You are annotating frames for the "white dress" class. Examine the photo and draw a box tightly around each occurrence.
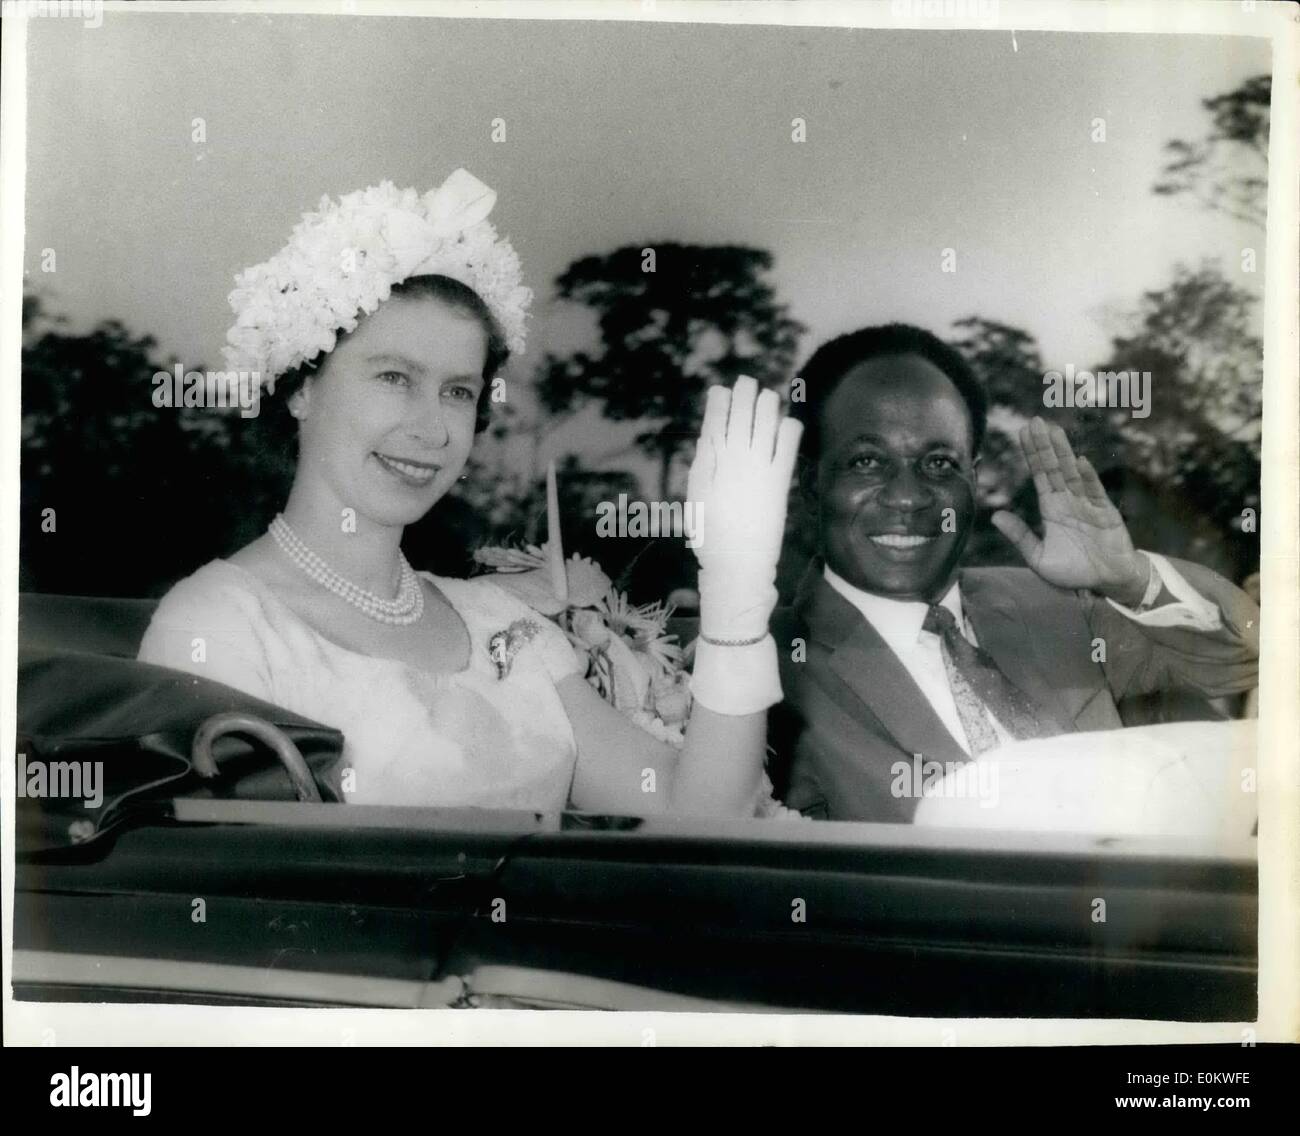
[137,560,583,812]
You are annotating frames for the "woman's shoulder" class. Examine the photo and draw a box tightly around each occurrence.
[158,556,259,604]
[146,558,277,640]
[138,557,282,695]
[423,571,542,626]
[424,570,512,606]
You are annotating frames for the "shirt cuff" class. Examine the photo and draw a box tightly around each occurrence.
[1104,550,1222,631]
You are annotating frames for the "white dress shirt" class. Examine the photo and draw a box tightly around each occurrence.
[823,551,1222,756]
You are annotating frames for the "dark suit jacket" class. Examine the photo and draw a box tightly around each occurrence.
[768,559,1260,822]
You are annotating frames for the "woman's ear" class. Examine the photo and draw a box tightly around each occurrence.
[287,383,311,420]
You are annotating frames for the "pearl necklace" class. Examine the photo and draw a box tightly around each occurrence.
[268,514,425,625]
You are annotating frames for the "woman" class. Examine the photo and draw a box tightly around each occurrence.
[138,170,800,817]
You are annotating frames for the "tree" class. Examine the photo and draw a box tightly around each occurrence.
[21,295,274,596]
[948,76,1267,582]
[945,284,1260,582]
[19,293,621,596]
[537,243,804,499]
[1153,74,1270,230]
[943,264,1263,580]
[947,317,1124,512]
[948,317,1048,510]
[1100,261,1262,449]
[1093,261,1261,580]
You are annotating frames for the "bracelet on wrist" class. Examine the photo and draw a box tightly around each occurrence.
[698,631,769,647]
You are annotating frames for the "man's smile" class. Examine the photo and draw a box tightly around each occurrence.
[868,533,937,549]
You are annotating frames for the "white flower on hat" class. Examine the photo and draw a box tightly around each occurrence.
[223,169,532,388]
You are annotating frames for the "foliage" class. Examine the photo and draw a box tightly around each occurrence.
[20,297,259,596]
[1099,261,1262,447]
[1153,74,1270,230]
[24,64,1266,598]
[947,260,1261,581]
[1095,263,1261,580]
[537,243,804,498]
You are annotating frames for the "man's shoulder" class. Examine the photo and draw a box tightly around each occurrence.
[962,563,1050,587]
[961,563,1082,606]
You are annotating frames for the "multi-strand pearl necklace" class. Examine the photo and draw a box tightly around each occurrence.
[268,513,425,625]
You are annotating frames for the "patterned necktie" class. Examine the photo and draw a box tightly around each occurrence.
[922,603,1047,753]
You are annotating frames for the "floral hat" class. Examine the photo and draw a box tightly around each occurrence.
[223,169,532,387]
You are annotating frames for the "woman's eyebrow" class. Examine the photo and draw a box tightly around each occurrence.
[365,352,427,372]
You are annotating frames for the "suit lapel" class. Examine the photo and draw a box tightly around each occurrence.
[795,565,969,767]
[959,570,1077,735]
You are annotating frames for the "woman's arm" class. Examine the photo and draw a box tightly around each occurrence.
[563,377,801,818]
[560,673,764,816]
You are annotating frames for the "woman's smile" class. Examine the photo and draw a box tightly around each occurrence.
[372,451,442,488]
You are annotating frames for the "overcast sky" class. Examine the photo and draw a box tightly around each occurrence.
[23,11,1269,482]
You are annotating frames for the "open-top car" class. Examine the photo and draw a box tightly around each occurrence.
[13,591,1257,1017]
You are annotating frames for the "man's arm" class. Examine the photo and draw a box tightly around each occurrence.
[1081,554,1259,701]
[990,418,1258,703]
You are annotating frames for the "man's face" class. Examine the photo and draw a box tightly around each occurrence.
[811,353,978,602]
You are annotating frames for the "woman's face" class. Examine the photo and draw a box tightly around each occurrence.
[291,294,489,527]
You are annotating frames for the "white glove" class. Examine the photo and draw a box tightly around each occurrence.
[684,376,802,714]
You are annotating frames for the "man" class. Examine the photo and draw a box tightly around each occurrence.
[769,323,1259,822]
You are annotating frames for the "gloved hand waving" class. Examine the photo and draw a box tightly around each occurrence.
[684,376,802,713]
